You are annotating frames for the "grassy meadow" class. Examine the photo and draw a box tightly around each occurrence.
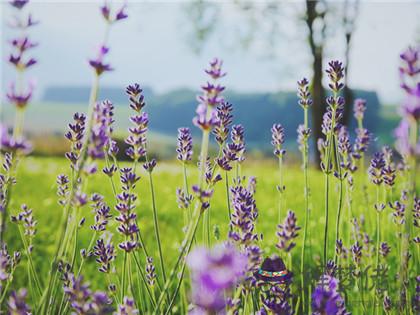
[5,154,418,314]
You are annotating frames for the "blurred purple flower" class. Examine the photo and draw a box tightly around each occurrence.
[9,0,29,9]
[63,273,113,314]
[353,98,367,122]
[89,45,113,76]
[311,274,349,315]
[101,2,128,23]
[7,288,31,314]
[6,83,33,109]
[115,297,138,315]
[187,243,247,312]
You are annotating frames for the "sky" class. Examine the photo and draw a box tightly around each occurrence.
[1,0,419,105]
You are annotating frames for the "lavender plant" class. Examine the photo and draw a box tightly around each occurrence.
[1,6,419,312]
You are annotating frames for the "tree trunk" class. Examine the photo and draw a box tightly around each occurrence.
[311,52,325,166]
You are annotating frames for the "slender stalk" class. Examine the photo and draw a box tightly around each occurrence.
[225,171,231,224]
[148,172,167,284]
[300,107,310,314]
[277,156,284,224]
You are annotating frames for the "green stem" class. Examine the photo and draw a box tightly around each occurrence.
[148,172,167,284]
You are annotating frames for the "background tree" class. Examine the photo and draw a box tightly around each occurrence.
[183,0,359,164]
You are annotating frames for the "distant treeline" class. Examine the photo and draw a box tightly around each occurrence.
[43,86,381,151]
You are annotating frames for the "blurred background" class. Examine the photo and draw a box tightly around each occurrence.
[1,0,419,161]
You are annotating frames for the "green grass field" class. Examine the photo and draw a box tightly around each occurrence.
[6,154,417,313]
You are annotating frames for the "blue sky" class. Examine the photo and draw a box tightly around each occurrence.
[1,0,419,104]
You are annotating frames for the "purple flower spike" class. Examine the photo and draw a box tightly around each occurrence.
[125,112,148,161]
[101,2,128,23]
[7,288,31,314]
[297,78,312,109]
[146,257,156,287]
[193,59,226,131]
[89,45,113,76]
[93,238,115,273]
[311,274,349,315]
[205,58,226,80]
[63,273,113,314]
[213,102,233,145]
[6,83,33,109]
[229,184,259,245]
[271,124,286,158]
[115,297,138,315]
[187,243,247,313]
[88,100,114,159]
[176,127,193,162]
[353,98,367,121]
[326,60,345,93]
[368,152,385,186]
[9,0,29,9]
[276,210,301,253]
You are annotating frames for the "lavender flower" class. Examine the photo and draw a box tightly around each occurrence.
[88,100,114,159]
[353,98,367,122]
[353,127,371,159]
[261,283,293,315]
[146,257,156,287]
[379,242,391,258]
[297,124,311,153]
[7,288,31,315]
[126,83,145,112]
[125,112,148,161]
[383,295,392,313]
[115,297,138,315]
[63,273,113,314]
[213,102,233,145]
[413,275,420,313]
[368,152,385,185]
[90,194,112,232]
[93,238,115,273]
[176,188,192,210]
[10,204,37,240]
[143,158,157,173]
[297,78,312,109]
[394,119,419,157]
[193,59,225,131]
[351,241,362,265]
[229,184,259,245]
[311,275,349,315]
[271,124,285,158]
[9,0,29,9]
[187,243,247,312]
[115,168,140,252]
[65,113,86,170]
[231,124,245,163]
[56,174,70,206]
[414,197,420,228]
[176,128,193,162]
[192,185,213,212]
[6,84,33,109]
[0,126,31,154]
[276,210,301,253]
[89,45,113,76]
[101,2,128,23]
[390,200,406,225]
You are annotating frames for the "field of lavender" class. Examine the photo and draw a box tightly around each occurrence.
[1,1,419,315]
